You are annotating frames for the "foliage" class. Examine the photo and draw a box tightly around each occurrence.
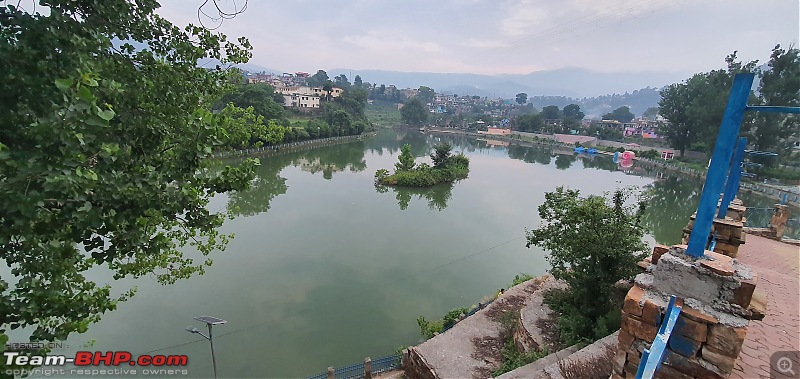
[416,316,444,339]
[656,49,799,158]
[395,144,416,172]
[416,306,470,339]
[218,83,287,123]
[306,70,329,87]
[430,143,453,168]
[747,45,799,163]
[515,113,545,133]
[216,104,285,149]
[526,187,648,344]
[511,273,534,287]
[562,104,585,121]
[379,144,469,187]
[0,0,254,351]
[493,310,550,376]
[602,106,635,122]
[416,86,436,105]
[639,149,661,160]
[400,98,429,125]
[643,107,659,119]
[516,93,528,105]
[541,105,561,120]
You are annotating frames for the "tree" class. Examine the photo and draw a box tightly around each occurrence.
[353,75,363,88]
[562,104,585,122]
[0,0,256,350]
[516,113,545,133]
[526,187,648,343]
[307,70,329,87]
[401,98,429,125]
[541,105,561,120]
[430,143,453,169]
[334,74,350,88]
[516,93,528,105]
[658,52,759,157]
[417,86,436,105]
[748,45,799,161]
[395,143,415,172]
[602,106,635,122]
[322,80,334,101]
[642,107,659,119]
[219,83,286,122]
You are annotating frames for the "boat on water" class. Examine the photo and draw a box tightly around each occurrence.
[419,127,426,132]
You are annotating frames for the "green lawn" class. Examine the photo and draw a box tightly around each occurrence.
[366,101,402,127]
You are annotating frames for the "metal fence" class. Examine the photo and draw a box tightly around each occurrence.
[306,353,402,379]
[213,133,377,159]
[305,298,494,379]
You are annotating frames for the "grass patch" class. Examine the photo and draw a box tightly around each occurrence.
[366,101,402,127]
[492,310,550,376]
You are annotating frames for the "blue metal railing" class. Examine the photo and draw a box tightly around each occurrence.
[635,296,682,379]
[305,353,402,379]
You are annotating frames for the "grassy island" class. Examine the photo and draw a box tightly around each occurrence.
[375,143,470,187]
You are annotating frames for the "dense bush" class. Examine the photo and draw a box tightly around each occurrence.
[377,143,470,187]
[639,149,660,159]
[526,187,648,345]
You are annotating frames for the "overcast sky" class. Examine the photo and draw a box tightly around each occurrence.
[159,0,799,76]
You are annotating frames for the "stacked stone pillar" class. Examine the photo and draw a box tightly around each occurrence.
[769,204,789,239]
[680,199,746,258]
[612,245,765,379]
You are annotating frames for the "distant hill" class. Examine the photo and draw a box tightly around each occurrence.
[527,88,664,118]
[327,67,690,99]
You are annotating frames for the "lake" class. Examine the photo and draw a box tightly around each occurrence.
[47,128,793,378]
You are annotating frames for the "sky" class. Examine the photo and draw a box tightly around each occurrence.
[158,0,800,76]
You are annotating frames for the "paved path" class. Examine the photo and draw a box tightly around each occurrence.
[731,234,799,379]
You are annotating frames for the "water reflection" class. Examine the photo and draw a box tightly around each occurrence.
[226,141,368,216]
[376,182,454,211]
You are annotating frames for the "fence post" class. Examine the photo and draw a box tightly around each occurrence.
[364,357,372,379]
[327,366,334,379]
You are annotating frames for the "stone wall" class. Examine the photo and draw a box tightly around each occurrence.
[402,348,439,379]
[612,245,765,379]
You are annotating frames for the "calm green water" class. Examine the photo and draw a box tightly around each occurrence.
[42,128,792,378]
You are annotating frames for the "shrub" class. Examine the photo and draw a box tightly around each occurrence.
[511,273,534,287]
[526,187,648,345]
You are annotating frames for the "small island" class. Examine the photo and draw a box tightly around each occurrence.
[375,142,470,187]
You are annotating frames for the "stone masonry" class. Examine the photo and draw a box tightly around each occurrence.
[680,199,746,258]
[612,244,765,379]
[743,204,790,241]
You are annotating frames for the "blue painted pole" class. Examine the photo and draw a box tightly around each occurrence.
[717,137,747,219]
[686,74,754,258]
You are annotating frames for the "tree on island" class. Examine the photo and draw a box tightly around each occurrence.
[401,98,429,125]
[376,143,469,187]
[516,92,528,105]
[0,0,256,348]
[526,187,648,344]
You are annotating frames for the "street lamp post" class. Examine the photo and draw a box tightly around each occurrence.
[186,316,227,379]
